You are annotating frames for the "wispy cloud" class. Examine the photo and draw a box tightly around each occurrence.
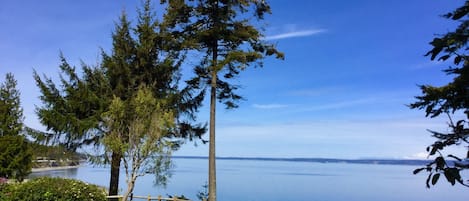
[201,118,451,158]
[264,29,326,40]
[252,103,289,109]
[287,86,343,97]
[302,98,377,111]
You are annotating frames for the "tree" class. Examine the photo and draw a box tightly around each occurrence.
[0,135,32,182]
[34,0,205,198]
[162,1,284,200]
[0,73,23,137]
[103,87,175,201]
[410,1,469,188]
[0,73,32,182]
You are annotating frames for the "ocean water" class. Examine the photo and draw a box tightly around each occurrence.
[29,158,468,201]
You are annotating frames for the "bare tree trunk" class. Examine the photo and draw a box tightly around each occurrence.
[208,41,218,201]
[208,69,217,201]
[109,151,121,201]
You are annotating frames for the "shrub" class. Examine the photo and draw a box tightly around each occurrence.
[0,183,16,201]
[4,177,106,201]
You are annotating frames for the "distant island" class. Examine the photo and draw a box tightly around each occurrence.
[173,156,432,166]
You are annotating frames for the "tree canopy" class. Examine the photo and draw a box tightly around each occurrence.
[410,1,469,188]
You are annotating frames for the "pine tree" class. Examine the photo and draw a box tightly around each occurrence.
[0,73,23,137]
[163,1,284,200]
[34,0,205,198]
[0,73,32,182]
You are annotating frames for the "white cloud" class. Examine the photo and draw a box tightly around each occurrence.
[264,29,326,40]
[252,103,289,109]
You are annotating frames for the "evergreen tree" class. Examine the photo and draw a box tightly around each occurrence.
[0,73,32,182]
[0,73,23,137]
[410,1,469,188]
[162,1,284,200]
[0,135,32,182]
[34,0,205,198]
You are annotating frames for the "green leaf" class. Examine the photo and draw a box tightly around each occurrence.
[431,173,440,185]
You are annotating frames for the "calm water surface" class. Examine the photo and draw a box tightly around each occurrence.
[30,158,468,201]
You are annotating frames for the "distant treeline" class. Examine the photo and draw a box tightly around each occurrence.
[31,144,85,168]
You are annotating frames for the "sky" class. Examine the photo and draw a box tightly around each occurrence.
[0,0,466,159]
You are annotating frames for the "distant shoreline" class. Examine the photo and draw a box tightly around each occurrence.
[32,165,81,172]
[172,156,433,166]
[30,157,434,171]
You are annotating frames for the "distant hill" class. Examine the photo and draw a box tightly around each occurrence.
[173,156,432,166]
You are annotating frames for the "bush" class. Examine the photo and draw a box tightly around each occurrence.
[2,177,106,201]
[0,183,15,201]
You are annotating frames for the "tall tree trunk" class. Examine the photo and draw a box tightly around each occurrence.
[208,44,218,201]
[109,151,121,201]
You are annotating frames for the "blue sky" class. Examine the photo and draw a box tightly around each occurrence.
[0,0,466,159]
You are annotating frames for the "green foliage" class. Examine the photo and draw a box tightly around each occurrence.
[33,56,109,151]
[0,177,106,201]
[410,1,469,188]
[164,0,284,109]
[103,87,175,200]
[0,180,15,201]
[0,73,23,137]
[0,73,32,182]
[34,0,206,155]
[34,0,206,197]
[0,131,32,183]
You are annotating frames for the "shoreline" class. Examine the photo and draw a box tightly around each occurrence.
[31,165,81,172]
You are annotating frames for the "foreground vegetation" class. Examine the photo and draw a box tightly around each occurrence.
[0,177,107,201]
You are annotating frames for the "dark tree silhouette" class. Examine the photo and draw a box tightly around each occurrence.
[410,1,469,188]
